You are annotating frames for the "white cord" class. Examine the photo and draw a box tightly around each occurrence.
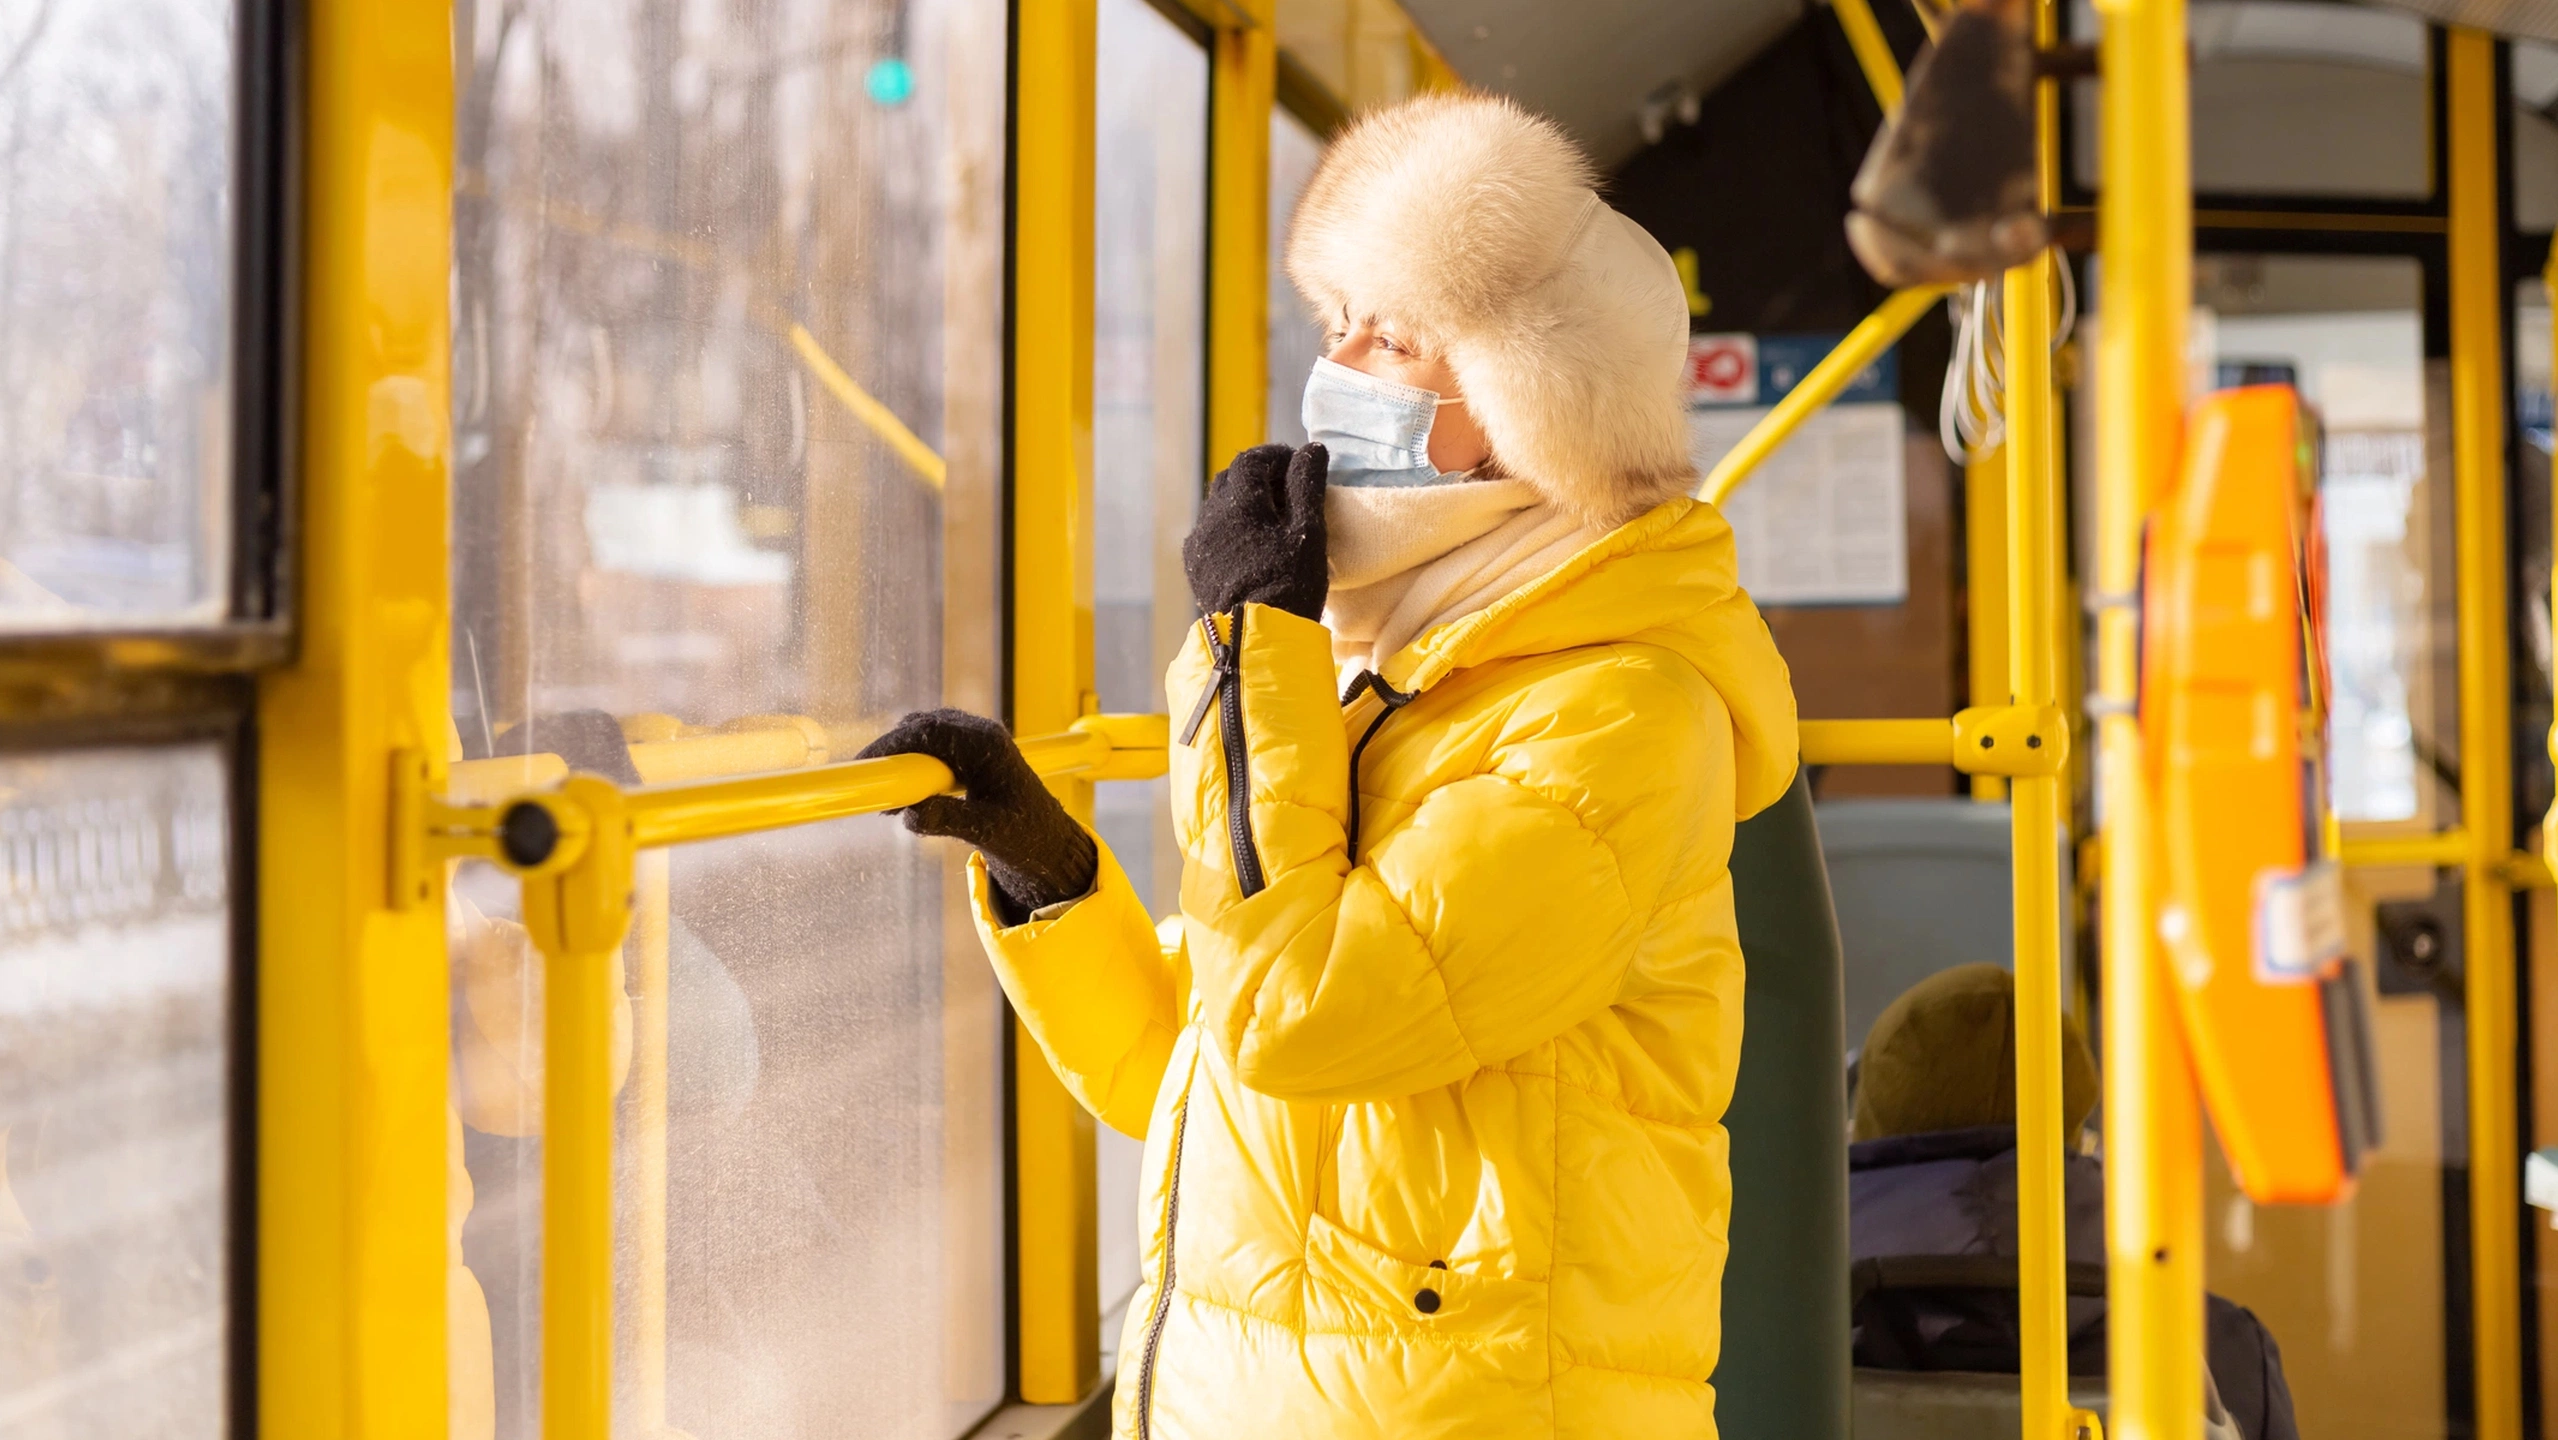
[1937,260,2077,467]
[1939,280,2006,465]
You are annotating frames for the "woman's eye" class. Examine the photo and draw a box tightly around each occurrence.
[1376,335,1402,354]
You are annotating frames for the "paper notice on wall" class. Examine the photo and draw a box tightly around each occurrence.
[1689,402,1907,606]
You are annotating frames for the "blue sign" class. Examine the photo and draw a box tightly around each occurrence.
[1753,333,1897,407]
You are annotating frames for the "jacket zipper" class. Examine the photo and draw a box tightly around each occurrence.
[1185,610,1266,897]
[1340,670,1415,864]
[1134,1090,1191,1440]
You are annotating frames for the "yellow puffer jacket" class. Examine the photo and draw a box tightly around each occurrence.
[974,497,1797,1439]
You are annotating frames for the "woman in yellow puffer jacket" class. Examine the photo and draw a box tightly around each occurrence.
[859,92,1797,1438]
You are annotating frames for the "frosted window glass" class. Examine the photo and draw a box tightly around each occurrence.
[1090,0,1206,1364]
[446,0,1009,1434]
[0,0,236,629]
[1265,109,1326,448]
[0,744,231,1437]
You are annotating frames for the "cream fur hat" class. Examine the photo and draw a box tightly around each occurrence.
[1284,92,1697,528]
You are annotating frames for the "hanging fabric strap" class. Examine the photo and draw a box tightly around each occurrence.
[1340,669,1416,864]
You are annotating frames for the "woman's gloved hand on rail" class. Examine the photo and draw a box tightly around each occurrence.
[855,709,1098,924]
[1183,442,1329,621]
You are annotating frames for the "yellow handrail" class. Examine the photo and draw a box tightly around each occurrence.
[414,713,1170,1440]
[2447,29,2524,1439]
[1829,0,1908,114]
[787,322,950,489]
[2098,0,2205,1425]
[1800,707,2069,774]
[1702,286,1951,506]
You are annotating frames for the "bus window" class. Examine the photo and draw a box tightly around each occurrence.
[2162,252,2449,1439]
[2069,0,2432,201]
[444,0,1009,1434]
[2194,256,2435,826]
[1266,107,1327,448]
[0,0,237,629]
[0,746,234,1434]
[1089,0,1207,1370]
[2518,41,2558,233]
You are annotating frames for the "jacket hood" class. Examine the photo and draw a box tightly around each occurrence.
[1375,496,1798,821]
[1284,93,1698,529]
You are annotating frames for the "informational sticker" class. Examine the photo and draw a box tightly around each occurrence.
[1689,331,1907,607]
[1686,334,1758,404]
[2252,860,2348,984]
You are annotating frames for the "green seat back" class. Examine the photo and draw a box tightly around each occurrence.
[1714,769,1850,1440]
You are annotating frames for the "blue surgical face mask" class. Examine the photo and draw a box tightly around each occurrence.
[1301,356,1467,488]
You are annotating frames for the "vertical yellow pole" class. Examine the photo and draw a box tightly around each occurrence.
[1207,0,1277,474]
[1968,450,2012,803]
[522,776,637,1440]
[2004,142,2068,1440]
[633,851,673,1435]
[2007,4,2072,1432]
[2095,0,2202,1427]
[257,0,454,1434]
[2448,30,2522,1440]
[1013,0,1103,1404]
[2546,233,2558,877]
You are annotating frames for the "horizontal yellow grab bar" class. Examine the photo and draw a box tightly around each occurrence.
[2338,830,2470,869]
[622,718,1167,850]
[1801,718,1952,766]
[446,717,835,804]
[1802,707,2068,776]
[1702,285,1951,507]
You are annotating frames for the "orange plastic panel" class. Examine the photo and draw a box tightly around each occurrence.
[2142,385,2371,1205]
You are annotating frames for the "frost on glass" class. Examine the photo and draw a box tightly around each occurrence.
[446,0,1008,1435]
[0,744,230,1437]
[2199,255,2430,824]
[1088,0,1204,1369]
[1263,109,1325,449]
[0,0,234,629]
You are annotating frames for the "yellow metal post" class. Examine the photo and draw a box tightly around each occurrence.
[1013,0,1104,1403]
[256,0,454,1434]
[1829,0,1908,114]
[1968,449,2011,802]
[1207,0,1278,474]
[2006,1,2075,1430]
[517,777,638,1440]
[2005,220,2071,1440]
[2094,0,2202,1428]
[632,851,673,1435]
[1704,286,1952,505]
[2547,232,2558,877]
[2448,30,2522,1439]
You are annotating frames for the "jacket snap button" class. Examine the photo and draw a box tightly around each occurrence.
[1428,1260,1447,1269]
[1414,1288,1442,1314]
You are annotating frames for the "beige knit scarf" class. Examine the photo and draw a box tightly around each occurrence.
[1323,478,1603,676]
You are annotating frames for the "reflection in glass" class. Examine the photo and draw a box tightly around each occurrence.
[0,0,234,628]
[2198,255,2430,824]
[2071,0,2430,200]
[446,0,1008,1435]
[1089,0,1206,1369]
[1265,108,1326,449]
[0,744,231,1436]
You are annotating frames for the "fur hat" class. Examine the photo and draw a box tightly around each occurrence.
[1851,964,2101,1145]
[1284,92,1696,527]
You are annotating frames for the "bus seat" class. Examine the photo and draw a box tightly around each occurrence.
[1815,798,2074,1049]
[1716,769,1851,1440]
[1851,1369,2111,1440]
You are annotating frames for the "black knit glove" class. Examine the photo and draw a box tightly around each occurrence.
[489,710,643,785]
[1183,442,1328,620]
[855,709,1098,924]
